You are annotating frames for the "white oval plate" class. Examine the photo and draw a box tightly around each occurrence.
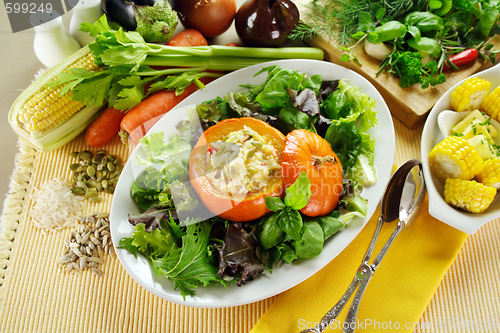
[421,63,500,235]
[110,59,395,308]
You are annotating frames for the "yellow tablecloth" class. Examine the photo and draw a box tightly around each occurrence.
[0,118,499,332]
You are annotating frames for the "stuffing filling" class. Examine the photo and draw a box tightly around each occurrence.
[206,126,281,199]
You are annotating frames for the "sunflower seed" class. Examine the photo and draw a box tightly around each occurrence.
[72,247,82,257]
[88,257,104,264]
[96,212,109,219]
[79,257,87,270]
[91,267,104,277]
[59,213,113,277]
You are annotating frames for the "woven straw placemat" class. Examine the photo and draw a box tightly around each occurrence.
[0,118,498,332]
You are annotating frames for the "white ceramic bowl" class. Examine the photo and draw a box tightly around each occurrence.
[421,64,500,234]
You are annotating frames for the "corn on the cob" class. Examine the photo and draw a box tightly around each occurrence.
[450,77,491,112]
[428,136,483,182]
[444,178,496,213]
[8,46,105,152]
[481,85,500,122]
[476,158,500,189]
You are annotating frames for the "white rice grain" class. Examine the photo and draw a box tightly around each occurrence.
[30,178,85,232]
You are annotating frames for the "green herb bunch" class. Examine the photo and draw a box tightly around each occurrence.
[291,0,500,89]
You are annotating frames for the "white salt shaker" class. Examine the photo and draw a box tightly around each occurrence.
[69,0,104,46]
[30,11,81,68]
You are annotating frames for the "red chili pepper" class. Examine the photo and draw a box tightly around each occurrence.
[443,48,479,70]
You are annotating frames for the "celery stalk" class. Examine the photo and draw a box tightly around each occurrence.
[142,56,283,71]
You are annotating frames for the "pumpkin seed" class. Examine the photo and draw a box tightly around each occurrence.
[76,180,87,189]
[107,162,116,172]
[68,149,122,201]
[93,154,104,164]
[70,151,79,159]
[69,163,80,170]
[78,150,93,161]
[87,165,96,178]
[85,189,98,198]
[251,141,263,148]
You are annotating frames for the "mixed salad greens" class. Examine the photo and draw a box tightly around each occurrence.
[118,65,378,299]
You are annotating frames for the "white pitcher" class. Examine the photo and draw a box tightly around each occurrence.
[30,11,81,68]
[69,0,104,46]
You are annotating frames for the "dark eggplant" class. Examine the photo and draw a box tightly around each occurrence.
[101,0,158,31]
[234,0,299,47]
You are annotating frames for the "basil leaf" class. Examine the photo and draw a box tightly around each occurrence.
[404,12,444,32]
[370,21,406,44]
[279,243,297,264]
[478,9,499,37]
[264,196,286,212]
[407,37,441,58]
[407,26,421,42]
[278,106,316,135]
[278,208,303,241]
[434,0,452,16]
[257,212,286,249]
[315,210,345,240]
[293,222,324,258]
[284,171,312,210]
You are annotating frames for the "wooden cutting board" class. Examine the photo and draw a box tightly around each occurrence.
[295,0,500,128]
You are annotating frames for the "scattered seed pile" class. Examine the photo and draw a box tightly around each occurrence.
[31,178,85,232]
[59,212,113,277]
[68,149,122,202]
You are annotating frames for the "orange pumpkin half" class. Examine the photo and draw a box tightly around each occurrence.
[282,129,343,217]
[189,117,285,222]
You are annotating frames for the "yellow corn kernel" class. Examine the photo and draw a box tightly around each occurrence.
[476,158,500,189]
[444,178,496,213]
[481,85,500,122]
[428,136,483,182]
[16,51,99,134]
[450,77,491,112]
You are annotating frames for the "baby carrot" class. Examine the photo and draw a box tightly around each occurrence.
[120,76,215,145]
[85,107,125,147]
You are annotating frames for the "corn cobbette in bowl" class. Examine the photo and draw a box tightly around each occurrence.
[428,76,500,214]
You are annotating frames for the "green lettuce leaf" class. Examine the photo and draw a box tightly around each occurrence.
[152,221,225,298]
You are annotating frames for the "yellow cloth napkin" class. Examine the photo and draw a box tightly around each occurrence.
[250,194,467,333]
